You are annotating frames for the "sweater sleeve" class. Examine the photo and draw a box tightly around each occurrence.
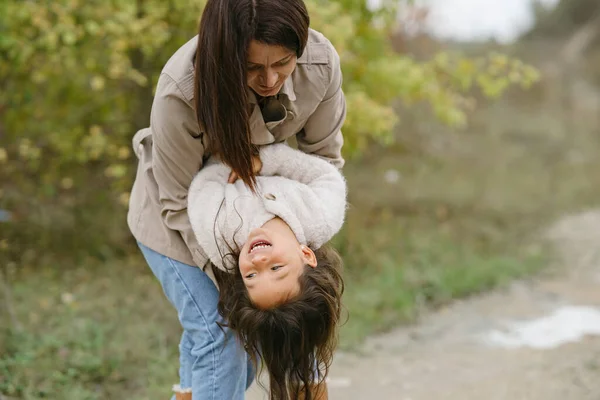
[259,145,347,249]
[187,162,233,271]
[260,143,339,184]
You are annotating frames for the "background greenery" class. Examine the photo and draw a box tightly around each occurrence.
[2,0,600,398]
[0,0,537,266]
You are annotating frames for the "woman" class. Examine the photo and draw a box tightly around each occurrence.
[188,143,346,400]
[128,0,346,398]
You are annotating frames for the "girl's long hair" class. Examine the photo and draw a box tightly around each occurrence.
[194,0,310,191]
[213,245,344,400]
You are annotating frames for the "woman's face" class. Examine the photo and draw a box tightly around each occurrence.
[238,218,317,309]
[246,40,297,98]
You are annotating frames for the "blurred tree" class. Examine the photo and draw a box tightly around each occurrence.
[527,0,600,77]
[0,0,539,265]
[529,0,600,39]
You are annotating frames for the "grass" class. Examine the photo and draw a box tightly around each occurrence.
[337,218,546,346]
[1,260,180,399]
[3,57,600,399]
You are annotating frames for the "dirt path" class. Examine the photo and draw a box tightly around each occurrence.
[247,210,600,400]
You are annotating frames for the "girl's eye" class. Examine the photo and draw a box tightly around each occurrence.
[271,265,283,271]
[247,65,262,71]
[245,273,256,279]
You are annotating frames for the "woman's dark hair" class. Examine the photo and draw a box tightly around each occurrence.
[213,244,344,400]
[194,0,310,191]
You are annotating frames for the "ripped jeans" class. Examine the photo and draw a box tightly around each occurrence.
[137,242,255,399]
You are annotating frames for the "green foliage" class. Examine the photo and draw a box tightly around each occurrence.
[1,0,208,263]
[308,0,539,154]
[0,0,538,264]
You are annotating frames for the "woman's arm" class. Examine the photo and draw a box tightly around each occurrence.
[151,73,209,266]
[295,40,346,169]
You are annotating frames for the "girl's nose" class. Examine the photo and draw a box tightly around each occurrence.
[252,253,269,266]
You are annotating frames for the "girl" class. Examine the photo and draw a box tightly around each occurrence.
[128,0,346,398]
[188,143,346,400]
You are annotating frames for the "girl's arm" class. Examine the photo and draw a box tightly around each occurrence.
[187,161,232,270]
[259,143,340,185]
[259,144,347,249]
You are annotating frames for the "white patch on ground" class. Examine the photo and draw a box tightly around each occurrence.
[482,306,600,349]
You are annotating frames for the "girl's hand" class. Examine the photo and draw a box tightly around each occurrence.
[227,155,262,183]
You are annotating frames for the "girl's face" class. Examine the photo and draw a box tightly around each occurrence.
[246,40,297,98]
[238,218,316,309]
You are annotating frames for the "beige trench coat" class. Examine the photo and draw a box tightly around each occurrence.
[127,28,346,268]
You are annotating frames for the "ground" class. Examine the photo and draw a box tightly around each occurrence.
[248,211,600,399]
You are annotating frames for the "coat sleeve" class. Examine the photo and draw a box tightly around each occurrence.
[295,41,346,169]
[150,73,208,267]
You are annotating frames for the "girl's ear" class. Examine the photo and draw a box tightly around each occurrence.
[301,245,317,268]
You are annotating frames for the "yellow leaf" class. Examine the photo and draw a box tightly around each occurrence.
[108,63,126,80]
[117,146,131,160]
[90,75,105,91]
[119,192,130,207]
[89,125,103,136]
[60,177,74,189]
[90,149,102,160]
[32,71,46,83]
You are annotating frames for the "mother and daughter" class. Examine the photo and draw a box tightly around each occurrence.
[128,0,348,399]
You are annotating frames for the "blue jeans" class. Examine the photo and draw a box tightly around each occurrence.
[137,242,255,399]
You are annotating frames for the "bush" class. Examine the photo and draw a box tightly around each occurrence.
[0,0,538,265]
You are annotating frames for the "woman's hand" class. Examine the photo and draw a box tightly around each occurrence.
[227,155,262,183]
